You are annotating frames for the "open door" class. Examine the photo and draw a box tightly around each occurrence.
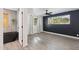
[18,9,23,46]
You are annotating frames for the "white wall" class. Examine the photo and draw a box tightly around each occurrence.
[23,8,37,46]
[3,9,17,32]
[38,16,43,33]
[33,8,45,16]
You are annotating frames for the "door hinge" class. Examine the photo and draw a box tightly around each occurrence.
[21,26,23,28]
[21,12,23,14]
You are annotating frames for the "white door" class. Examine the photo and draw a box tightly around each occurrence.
[33,16,38,34]
[18,9,31,47]
[18,9,23,46]
[32,16,43,34]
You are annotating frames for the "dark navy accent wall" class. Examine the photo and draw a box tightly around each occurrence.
[43,10,79,37]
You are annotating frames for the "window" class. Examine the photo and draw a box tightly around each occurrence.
[48,15,70,25]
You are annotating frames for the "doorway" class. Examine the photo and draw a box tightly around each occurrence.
[3,9,18,44]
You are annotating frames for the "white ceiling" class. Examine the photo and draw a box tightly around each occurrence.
[32,8,79,16]
[5,8,79,15]
[45,8,79,14]
[5,8,18,11]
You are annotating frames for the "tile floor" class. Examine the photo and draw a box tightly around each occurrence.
[4,32,79,50]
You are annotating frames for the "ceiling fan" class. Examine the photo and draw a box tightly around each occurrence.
[45,10,52,16]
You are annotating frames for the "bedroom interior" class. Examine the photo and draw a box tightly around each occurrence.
[0,8,79,50]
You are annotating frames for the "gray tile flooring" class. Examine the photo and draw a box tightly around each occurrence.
[3,40,22,50]
[4,32,79,50]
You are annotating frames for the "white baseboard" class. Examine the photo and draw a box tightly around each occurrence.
[28,32,43,35]
[43,31,79,39]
